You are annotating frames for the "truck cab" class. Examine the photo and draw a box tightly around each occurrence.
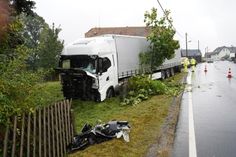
[57,37,118,101]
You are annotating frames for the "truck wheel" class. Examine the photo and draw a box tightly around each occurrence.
[166,69,170,78]
[106,88,114,99]
[175,66,181,73]
[161,70,166,80]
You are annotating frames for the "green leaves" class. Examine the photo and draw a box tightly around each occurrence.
[0,46,44,125]
[121,75,184,106]
[37,23,64,70]
[19,13,64,71]
[141,8,180,69]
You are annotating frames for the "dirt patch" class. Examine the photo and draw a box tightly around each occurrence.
[145,75,187,157]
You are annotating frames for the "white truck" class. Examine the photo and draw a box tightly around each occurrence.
[57,34,181,101]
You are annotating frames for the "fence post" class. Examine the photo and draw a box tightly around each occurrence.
[57,102,63,157]
[64,100,69,145]
[20,113,25,157]
[27,113,31,157]
[3,120,9,157]
[11,116,17,157]
[33,110,37,157]
[61,101,66,155]
[55,103,60,157]
[67,100,71,143]
[43,107,47,157]
[48,106,51,157]
[69,99,75,140]
[51,105,56,157]
[39,109,42,157]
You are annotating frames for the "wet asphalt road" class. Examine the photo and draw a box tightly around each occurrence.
[172,61,236,157]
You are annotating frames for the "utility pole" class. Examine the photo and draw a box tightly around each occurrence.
[185,33,188,58]
[198,40,199,52]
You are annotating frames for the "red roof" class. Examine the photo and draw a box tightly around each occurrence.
[85,26,150,37]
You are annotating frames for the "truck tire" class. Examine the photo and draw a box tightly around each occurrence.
[161,70,166,80]
[166,69,170,78]
[106,88,114,99]
[175,66,181,73]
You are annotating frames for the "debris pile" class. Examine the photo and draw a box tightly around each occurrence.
[67,121,130,153]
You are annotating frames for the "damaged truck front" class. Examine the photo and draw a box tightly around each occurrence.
[56,37,118,101]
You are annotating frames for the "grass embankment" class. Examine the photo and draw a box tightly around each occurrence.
[32,81,64,106]
[70,72,185,157]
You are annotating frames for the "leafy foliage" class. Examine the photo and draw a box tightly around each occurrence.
[0,1,64,125]
[121,75,183,106]
[10,0,35,15]
[0,46,43,125]
[19,13,47,70]
[121,76,165,106]
[20,13,47,48]
[0,18,25,61]
[37,23,64,70]
[140,8,180,70]
[0,0,35,43]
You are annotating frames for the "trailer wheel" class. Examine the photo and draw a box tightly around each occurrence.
[106,88,114,99]
[175,66,181,73]
[161,70,166,80]
[166,69,170,78]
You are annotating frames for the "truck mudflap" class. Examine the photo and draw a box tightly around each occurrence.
[56,68,100,101]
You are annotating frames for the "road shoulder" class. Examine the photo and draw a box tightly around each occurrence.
[145,74,187,157]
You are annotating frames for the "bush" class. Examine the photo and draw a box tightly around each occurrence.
[0,46,44,125]
[121,75,168,106]
[120,75,183,106]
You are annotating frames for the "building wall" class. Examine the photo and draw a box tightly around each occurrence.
[218,48,230,58]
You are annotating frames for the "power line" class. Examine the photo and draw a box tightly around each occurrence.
[155,0,184,39]
[155,0,206,52]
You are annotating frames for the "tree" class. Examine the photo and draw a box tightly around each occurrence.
[37,23,64,70]
[140,8,179,71]
[20,13,48,70]
[0,0,35,39]
[0,19,25,61]
[10,0,35,15]
[0,0,35,60]
[20,13,48,48]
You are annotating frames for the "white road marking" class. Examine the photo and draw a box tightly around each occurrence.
[187,72,197,157]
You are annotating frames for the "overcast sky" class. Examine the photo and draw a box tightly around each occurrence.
[34,0,236,54]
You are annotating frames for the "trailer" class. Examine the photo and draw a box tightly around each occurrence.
[57,34,181,101]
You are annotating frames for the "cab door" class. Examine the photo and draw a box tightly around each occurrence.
[98,56,114,100]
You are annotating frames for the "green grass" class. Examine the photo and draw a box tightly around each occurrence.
[69,72,186,157]
[71,95,171,157]
[29,81,64,106]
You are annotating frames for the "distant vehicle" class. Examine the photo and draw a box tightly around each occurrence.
[56,35,182,101]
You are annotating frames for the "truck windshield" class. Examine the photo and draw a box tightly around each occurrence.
[60,55,97,74]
